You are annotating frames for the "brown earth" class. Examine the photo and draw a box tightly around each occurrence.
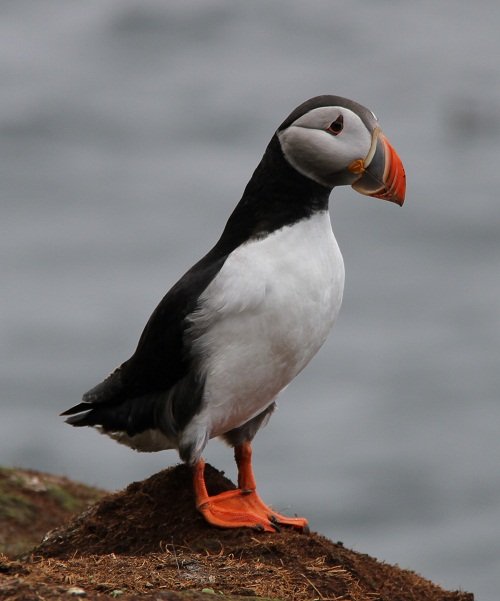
[0,464,473,601]
[0,466,104,557]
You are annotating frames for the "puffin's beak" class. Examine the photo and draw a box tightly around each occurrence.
[350,130,406,206]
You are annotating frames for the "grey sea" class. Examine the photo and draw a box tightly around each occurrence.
[2,2,499,599]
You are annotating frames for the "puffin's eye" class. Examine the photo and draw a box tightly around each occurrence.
[327,115,344,136]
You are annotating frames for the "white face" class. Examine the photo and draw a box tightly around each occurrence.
[277,106,373,188]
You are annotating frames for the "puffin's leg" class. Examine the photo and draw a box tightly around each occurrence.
[234,442,309,531]
[193,442,308,532]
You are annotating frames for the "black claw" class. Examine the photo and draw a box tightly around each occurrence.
[269,515,282,532]
[302,523,310,534]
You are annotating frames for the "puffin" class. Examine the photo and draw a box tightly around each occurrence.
[62,95,406,532]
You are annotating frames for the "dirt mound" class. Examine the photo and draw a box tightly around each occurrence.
[27,464,473,601]
[36,463,234,557]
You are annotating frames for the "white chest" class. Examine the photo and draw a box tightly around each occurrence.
[188,211,345,437]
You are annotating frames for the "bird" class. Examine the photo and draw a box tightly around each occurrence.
[62,95,406,532]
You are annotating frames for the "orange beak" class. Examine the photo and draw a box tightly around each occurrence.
[350,130,406,206]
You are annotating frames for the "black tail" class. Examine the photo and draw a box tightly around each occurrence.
[61,393,169,436]
[61,366,129,428]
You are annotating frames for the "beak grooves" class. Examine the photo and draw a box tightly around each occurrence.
[351,131,406,206]
[371,135,406,206]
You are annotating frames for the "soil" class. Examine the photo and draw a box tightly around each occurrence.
[0,464,474,601]
[0,466,104,557]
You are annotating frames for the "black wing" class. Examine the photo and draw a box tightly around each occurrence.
[61,250,227,436]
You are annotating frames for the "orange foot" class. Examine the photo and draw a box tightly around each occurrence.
[193,443,309,533]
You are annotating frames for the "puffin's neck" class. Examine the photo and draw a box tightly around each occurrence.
[216,135,332,253]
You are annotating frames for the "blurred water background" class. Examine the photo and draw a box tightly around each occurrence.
[2,1,499,599]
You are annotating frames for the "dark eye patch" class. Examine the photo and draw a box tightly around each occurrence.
[327,114,343,135]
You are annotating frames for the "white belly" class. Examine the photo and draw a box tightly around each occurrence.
[186,211,344,444]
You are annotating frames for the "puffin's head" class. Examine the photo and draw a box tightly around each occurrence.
[277,95,406,206]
